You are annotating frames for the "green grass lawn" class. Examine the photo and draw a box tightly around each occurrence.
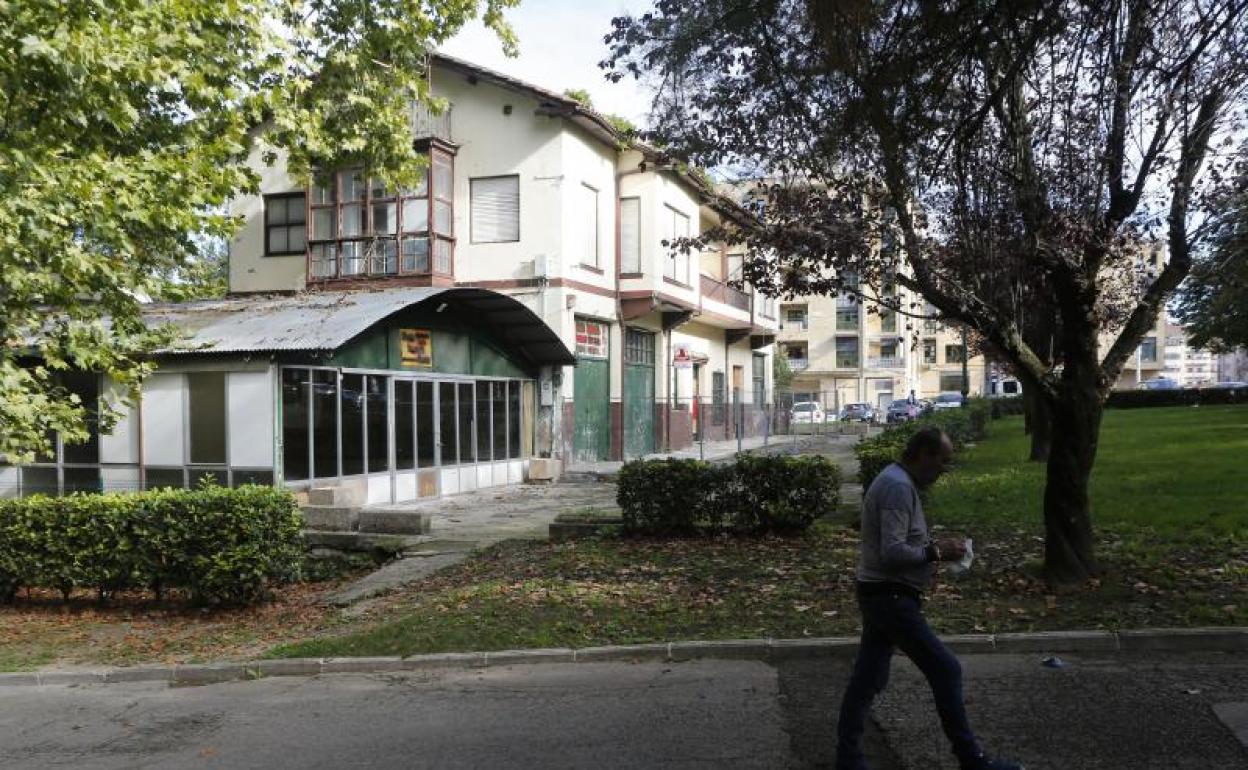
[269,405,1247,660]
[928,404,1248,539]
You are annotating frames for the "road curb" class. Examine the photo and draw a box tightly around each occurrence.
[3,627,1243,688]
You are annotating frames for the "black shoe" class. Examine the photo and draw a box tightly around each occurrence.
[962,754,1025,770]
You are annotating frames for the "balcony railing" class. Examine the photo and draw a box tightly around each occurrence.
[868,356,903,369]
[835,356,859,369]
[410,103,453,142]
[700,274,751,313]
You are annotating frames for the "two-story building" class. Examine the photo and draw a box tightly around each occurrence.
[0,53,777,503]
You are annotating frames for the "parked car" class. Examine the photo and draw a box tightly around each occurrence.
[1209,381,1248,389]
[1139,377,1181,391]
[886,399,920,423]
[790,401,825,424]
[840,402,877,422]
[917,398,934,415]
[932,391,965,410]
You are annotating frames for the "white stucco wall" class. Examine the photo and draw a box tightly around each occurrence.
[228,370,275,469]
[141,373,186,467]
[228,138,306,294]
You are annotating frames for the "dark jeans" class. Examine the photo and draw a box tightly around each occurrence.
[835,584,980,769]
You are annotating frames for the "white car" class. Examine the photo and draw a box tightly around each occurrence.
[931,391,965,410]
[790,401,825,423]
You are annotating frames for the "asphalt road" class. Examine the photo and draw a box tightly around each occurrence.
[2,652,1245,769]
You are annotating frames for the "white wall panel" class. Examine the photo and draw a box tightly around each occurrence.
[228,370,275,468]
[141,374,185,466]
[99,378,140,464]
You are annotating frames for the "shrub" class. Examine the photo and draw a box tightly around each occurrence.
[1105,386,1248,409]
[0,485,302,606]
[988,397,1028,419]
[617,455,841,536]
[853,400,990,489]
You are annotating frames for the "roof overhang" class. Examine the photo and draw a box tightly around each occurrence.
[144,287,575,368]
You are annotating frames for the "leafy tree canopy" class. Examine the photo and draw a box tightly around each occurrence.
[1175,160,1248,353]
[0,0,517,461]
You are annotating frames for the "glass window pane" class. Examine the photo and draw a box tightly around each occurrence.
[402,237,430,273]
[232,469,274,487]
[404,172,428,198]
[188,372,226,465]
[143,467,185,491]
[416,381,435,468]
[22,466,59,496]
[340,169,365,201]
[312,208,336,240]
[439,382,457,466]
[433,238,451,273]
[433,200,452,236]
[189,469,228,488]
[312,181,335,205]
[492,382,507,461]
[402,198,428,233]
[458,383,474,464]
[287,225,306,252]
[341,373,364,475]
[269,227,288,254]
[63,464,101,496]
[476,382,492,463]
[61,373,99,464]
[370,177,393,199]
[372,202,397,235]
[341,241,365,275]
[508,382,521,459]
[433,155,453,197]
[311,243,338,278]
[342,203,364,237]
[366,375,389,473]
[396,381,415,471]
[281,368,309,481]
[312,370,339,479]
[286,196,306,224]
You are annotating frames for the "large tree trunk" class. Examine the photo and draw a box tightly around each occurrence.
[1023,387,1051,461]
[1041,379,1102,583]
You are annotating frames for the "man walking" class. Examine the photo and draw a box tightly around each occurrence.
[835,427,1023,770]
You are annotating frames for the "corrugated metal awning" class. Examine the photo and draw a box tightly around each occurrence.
[144,287,575,367]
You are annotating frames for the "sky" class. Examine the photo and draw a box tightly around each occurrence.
[439,0,657,126]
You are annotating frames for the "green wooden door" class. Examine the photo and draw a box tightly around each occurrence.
[623,328,656,458]
[573,357,610,461]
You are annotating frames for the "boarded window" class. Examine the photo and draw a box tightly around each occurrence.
[575,318,608,358]
[470,175,520,243]
[187,372,226,465]
[620,197,640,273]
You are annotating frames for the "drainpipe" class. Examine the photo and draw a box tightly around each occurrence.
[615,160,649,459]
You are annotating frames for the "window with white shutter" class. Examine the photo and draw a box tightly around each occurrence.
[620,197,640,274]
[663,204,691,284]
[471,175,520,243]
[580,183,599,267]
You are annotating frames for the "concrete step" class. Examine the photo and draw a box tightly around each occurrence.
[301,505,360,532]
[559,470,617,484]
[356,509,432,535]
[308,485,365,507]
[304,530,433,554]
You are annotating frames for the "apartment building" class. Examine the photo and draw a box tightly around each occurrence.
[776,290,986,412]
[0,53,777,501]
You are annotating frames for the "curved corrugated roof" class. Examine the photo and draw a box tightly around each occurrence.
[144,286,575,367]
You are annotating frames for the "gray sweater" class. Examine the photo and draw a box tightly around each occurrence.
[857,462,933,593]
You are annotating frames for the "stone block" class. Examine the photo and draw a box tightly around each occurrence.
[993,630,1119,653]
[171,663,248,685]
[938,634,998,654]
[37,671,106,686]
[0,673,41,687]
[668,639,768,662]
[1118,627,1247,652]
[394,652,489,670]
[308,484,366,507]
[101,666,174,684]
[321,656,408,675]
[357,509,432,535]
[528,458,560,483]
[484,648,576,667]
[768,637,859,659]
[573,643,671,663]
[301,505,359,532]
[254,658,324,678]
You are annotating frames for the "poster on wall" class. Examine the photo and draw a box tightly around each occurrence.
[672,343,694,369]
[400,329,433,368]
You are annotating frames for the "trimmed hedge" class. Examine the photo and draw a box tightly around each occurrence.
[0,485,303,606]
[853,399,992,490]
[988,396,1027,418]
[617,454,841,536]
[1106,386,1248,409]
